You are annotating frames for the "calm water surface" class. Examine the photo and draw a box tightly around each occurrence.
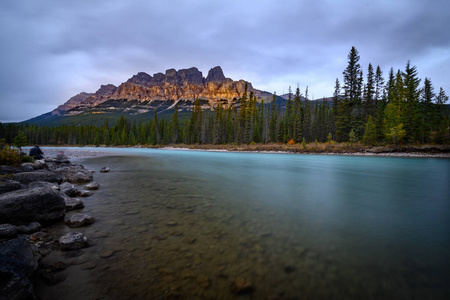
[36,148,450,299]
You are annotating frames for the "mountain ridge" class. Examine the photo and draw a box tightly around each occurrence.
[50,66,273,117]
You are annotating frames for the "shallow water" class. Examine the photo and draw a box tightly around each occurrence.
[36,148,450,299]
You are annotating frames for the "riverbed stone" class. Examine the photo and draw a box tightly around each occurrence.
[100,167,111,173]
[230,278,255,294]
[64,197,85,211]
[59,232,89,250]
[0,187,66,226]
[78,190,94,197]
[85,181,100,190]
[65,213,95,228]
[17,222,41,234]
[59,182,78,196]
[0,236,38,300]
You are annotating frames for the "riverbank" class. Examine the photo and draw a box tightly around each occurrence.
[160,143,450,158]
[38,144,450,158]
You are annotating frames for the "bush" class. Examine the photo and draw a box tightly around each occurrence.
[0,146,22,166]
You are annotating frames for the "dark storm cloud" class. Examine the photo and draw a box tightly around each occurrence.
[1,0,449,122]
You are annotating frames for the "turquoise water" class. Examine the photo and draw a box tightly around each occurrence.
[36,148,450,299]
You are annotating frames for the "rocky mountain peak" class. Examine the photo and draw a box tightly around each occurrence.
[127,72,153,86]
[95,84,117,96]
[206,66,226,83]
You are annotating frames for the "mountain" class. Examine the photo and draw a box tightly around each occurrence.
[25,66,282,126]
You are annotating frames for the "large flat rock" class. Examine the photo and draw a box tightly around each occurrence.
[0,187,66,226]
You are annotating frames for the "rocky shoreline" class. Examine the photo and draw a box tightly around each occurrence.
[0,154,109,300]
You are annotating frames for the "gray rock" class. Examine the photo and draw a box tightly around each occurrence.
[17,222,41,234]
[78,190,94,197]
[53,165,93,183]
[60,182,78,196]
[85,181,100,190]
[59,232,89,250]
[100,167,111,173]
[65,214,94,228]
[20,163,35,172]
[13,171,65,185]
[28,181,59,190]
[0,187,66,226]
[64,197,85,211]
[1,165,22,175]
[0,180,25,195]
[32,160,46,170]
[0,223,19,239]
[0,236,38,300]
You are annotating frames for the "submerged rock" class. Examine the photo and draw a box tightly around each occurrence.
[85,181,100,190]
[100,167,111,173]
[78,190,94,197]
[59,232,89,251]
[65,214,95,228]
[0,187,66,225]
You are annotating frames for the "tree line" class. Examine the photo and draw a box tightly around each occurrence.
[1,47,449,147]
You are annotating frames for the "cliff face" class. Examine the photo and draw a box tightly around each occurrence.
[52,66,269,116]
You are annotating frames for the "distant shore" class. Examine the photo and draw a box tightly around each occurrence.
[36,144,450,159]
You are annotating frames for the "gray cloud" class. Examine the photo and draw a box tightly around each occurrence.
[1,0,449,122]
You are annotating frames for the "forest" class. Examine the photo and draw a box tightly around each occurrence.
[1,47,449,147]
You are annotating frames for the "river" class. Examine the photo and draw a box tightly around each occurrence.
[35,148,450,299]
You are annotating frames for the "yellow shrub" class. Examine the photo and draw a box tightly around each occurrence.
[0,146,22,166]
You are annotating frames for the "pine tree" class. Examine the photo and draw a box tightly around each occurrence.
[362,116,377,146]
[402,61,421,142]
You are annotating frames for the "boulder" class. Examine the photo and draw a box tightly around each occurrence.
[0,180,25,195]
[60,182,78,196]
[84,181,100,190]
[58,232,89,250]
[65,214,94,228]
[0,187,66,226]
[53,165,93,183]
[64,197,85,211]
[13,171,65,185]
[0,224,18,239]
[0,165,22,175]
[0,237,38,300]
[32,160,46,170]
[20,163,34,172]
[27,181,59,190]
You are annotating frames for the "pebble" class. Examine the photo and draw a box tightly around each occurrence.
[167,221,178,226]
[99,250,115,258]
[230,278,255,294]
[80,262,97,270]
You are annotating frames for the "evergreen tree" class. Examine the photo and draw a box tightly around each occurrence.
[362,115,377,146]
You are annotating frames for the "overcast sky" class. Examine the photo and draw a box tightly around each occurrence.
[1,0,449,122]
